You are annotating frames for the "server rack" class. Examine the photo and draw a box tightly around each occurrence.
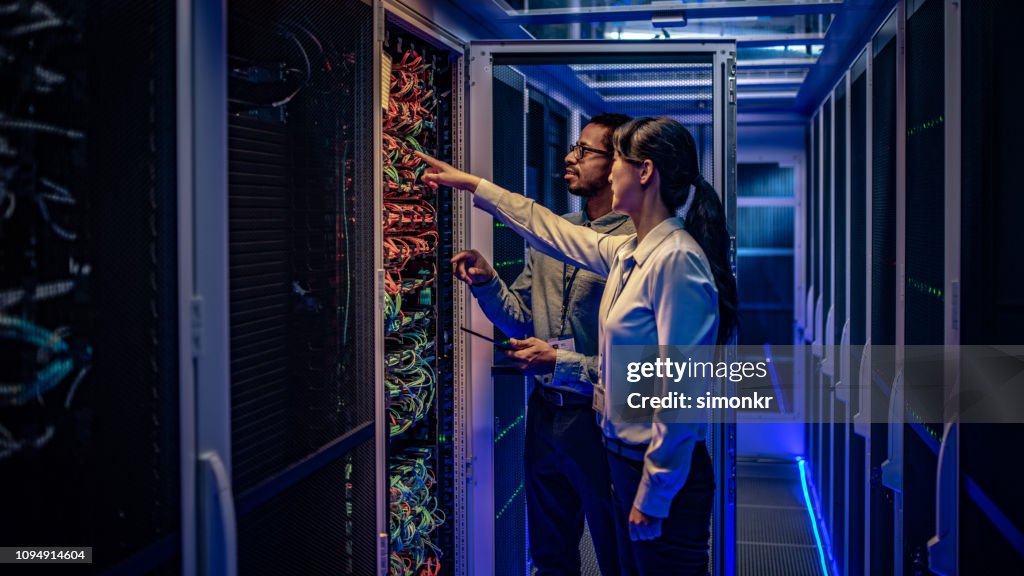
[0,0,185,572]
[899,1,946,573]
[831,73,849,576]
[488,63,530,576]
[378,8,466,573]
[803,8,903,576]
[959,0,1024,571]
[221,1,381,575]
[848,46,870,576]
[376,5,467,576]
[870,10,899,573]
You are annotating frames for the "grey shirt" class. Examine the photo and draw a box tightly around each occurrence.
[470,208,634,397]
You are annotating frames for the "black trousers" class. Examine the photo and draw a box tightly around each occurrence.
[525,389,622,576]
[607,441,715,576]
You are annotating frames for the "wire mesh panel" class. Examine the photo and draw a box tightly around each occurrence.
[491,64,530,576]
[811,116,819,304]
[0,0,180,571]
[848,67,868,576]
[869,27,897,576]
[238,441,377,575]
[903,1,945,573]
[227,0,375,492]
[961,0,1024,570]
[737,164,795,350]
[832,84,848,574]
[822,96,833,334]
[227,0,376,573]
[871,42,897,357]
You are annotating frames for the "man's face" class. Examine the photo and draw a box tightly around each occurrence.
[564,123,614,198]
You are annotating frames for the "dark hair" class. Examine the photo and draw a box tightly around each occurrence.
[612,116,738,344]
[587,112,633,151]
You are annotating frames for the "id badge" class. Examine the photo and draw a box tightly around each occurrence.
[546,336,576,353]
[592,386,606,413]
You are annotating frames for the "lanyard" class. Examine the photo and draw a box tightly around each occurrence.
[556,216,629,336]
[558,263,581,336]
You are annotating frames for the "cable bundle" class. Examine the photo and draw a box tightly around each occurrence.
[385,329,436,437]
[389,449,444,576]
[1,1,92,462]
[382,44,447,574]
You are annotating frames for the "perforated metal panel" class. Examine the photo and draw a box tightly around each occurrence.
[0,0,180,571]
[872,38,897,354]
[811,116,819,299]
[847,68,868,576]
[737,463,823,576]
[238,441,377,575]
[822,97,833,328]
[961,2,1024,568]
[834,88,847,348]
[228,0,376,493]
[737,163,795,347]
[903,2,944,571]
[905,0,945,350]
[227,1,377,574]
[491,64,530,576]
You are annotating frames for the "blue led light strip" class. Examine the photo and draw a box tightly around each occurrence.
[797,458,831,576]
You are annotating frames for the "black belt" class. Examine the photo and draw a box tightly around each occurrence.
[539,387,592,407]
[602,436,649,461]
[603,437,707,462]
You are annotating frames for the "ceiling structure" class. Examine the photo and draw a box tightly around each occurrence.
[453,0,897,120]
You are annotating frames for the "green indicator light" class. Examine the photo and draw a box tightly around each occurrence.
[495,414,526,443]
[495,259,525,268]
[496,482,525,520]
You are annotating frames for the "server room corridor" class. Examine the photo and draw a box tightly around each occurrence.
[2,1,1022,575]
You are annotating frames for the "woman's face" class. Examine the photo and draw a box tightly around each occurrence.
[609,152,643,214]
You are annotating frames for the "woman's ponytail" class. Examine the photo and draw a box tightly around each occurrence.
[685,176,738,345]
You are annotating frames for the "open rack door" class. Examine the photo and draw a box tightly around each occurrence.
[467,40,737,576]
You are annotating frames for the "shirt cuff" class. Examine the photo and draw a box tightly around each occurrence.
[632,477,674,519]
[552,349,585,387]
[468,275,500,298]
[473,179,502,213]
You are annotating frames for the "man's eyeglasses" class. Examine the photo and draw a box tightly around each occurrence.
[568,143,612,161]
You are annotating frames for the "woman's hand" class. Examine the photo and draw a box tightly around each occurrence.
[628,506,663,541]
[415,151,482,192]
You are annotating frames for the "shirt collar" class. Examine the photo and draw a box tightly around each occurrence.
[632,217,686,267]
[588,208,628,227]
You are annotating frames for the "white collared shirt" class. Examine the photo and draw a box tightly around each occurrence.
[474,179,719,517]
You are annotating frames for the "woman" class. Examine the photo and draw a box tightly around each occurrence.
[417,116,737,575]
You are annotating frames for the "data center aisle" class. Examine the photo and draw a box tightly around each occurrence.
[738,460,825,576]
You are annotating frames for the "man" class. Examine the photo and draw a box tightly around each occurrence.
[451,113,634,576]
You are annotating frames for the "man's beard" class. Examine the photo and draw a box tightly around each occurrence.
[567,176,598,198]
